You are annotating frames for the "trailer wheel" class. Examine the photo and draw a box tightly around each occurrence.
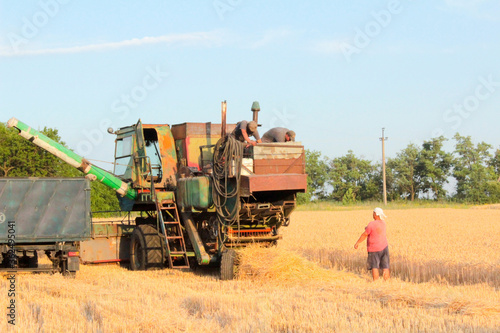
[59,259,76,278]
[220,249,237,280]
[129,224,164,271]
[28,253,38,268]
[1,253,17,268]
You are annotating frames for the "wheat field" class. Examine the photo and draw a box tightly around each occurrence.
[284,209,500,287]
[1,208,499,332]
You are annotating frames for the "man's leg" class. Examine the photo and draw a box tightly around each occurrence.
[382,269,390,280]
[380,247,390,281]
[368,251,381,281]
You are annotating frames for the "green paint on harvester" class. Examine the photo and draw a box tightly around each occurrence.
[177,176,213,210]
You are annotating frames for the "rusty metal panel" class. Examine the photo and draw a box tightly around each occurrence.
[253,143,304,160]
[171,123,236,140]
[240,174,307,195]
[250,144,306,175]
[80,236,130,263]
[133,125,178,190]
[0,178,91,243]
[253,159,305,175]
[155,125,178,188]
[186,137,214,169]
[242,158,254,175]
[171,123,237,170]
[175,140,185,162]
[80,221,134,263]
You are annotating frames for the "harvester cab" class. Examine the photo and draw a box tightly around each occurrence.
[112,120,177,191]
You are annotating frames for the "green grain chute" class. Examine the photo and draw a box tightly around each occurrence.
[7,117,137,200]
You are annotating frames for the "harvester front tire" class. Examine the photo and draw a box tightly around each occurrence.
[130,225,164,271]
[220,249,237,280]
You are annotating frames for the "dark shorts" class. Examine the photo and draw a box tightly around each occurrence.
[367,246,390,270]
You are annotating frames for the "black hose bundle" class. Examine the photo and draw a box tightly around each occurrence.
[211,135,244,245]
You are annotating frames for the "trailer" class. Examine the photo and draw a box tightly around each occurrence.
[0,178,91,276]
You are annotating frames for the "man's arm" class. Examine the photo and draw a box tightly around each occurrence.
[354,231,368,249]
[253,130,262,143]
[241,129,256,145]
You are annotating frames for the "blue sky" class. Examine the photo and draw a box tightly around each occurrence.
[1,0,500,169]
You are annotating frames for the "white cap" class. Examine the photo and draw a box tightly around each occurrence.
[374,207,387,219]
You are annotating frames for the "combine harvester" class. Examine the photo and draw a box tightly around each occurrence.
[5,102,307,279]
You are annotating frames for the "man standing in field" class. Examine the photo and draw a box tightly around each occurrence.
[354,207,390,281]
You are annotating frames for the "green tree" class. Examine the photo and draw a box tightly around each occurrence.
[418,136,453,200]
[328,151,378,202]
[90,181,121,211]
[298,149,330,203]
[452,134,499,203]
[0,123,78,177]
[0,124,18,176]
[368,162,400,202]
[387,143,421,201]
[490,148,500,182]
[0,123,119,211]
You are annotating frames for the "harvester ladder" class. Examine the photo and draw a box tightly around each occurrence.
[158,202,190,269]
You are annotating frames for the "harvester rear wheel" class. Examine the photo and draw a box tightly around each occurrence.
[220,249,237,280]
[129,225,164,271]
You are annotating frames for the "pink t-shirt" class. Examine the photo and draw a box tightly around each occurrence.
[365,220,388,252]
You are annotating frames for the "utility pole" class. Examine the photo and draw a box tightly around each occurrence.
[380,128,388,206]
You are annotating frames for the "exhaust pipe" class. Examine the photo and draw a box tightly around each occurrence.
[221,100,227,138]
[251,101,260,124]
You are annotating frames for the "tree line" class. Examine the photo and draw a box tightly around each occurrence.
[302,134,500,204]
[0,123,119,211]
[2,122,499,206]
